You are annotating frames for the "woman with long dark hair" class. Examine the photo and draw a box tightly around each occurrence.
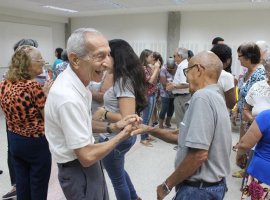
[93,39,147,200]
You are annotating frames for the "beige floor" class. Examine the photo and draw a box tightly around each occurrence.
[0,111,243,200]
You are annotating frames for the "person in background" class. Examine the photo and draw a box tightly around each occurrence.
[140,49,161,147]
[237,109,270,200]
[52,47,63,80]
[53,49,69,79]
[45,28,141,200]
[0,45,52,200]
[187,50,194,61]
[93,39,147,200]
[166,48,190,128]
[212,37,225,46]
[234,42,265,177]
[151,51,164,127]
[256,40,269,65]
[2,38,39,200]
[158,58,176,129]
[211,44,236,109]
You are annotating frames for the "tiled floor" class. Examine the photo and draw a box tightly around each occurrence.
[0,111,243,200]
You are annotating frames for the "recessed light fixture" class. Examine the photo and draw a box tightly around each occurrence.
[42,5,78,13]
[251,0,268,2]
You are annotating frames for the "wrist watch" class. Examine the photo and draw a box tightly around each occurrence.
[162,181,171,195]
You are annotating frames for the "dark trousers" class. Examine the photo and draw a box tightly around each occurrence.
[6,123,16,186]
[8,131,51,200]
[58,159,109,200]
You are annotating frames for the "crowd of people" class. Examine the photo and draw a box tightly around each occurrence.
[0,30,270,200]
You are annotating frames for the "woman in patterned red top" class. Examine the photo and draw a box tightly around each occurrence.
[0,45,51,200]
[139,49,161,146]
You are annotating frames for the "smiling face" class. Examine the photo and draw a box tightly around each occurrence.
[73,33,111,85]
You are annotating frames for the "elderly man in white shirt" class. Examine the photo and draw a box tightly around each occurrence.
[45,28,140,200]
[167,47,191,128]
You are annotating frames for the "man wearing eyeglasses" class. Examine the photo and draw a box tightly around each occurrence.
[45,28,141,200]
[166,48,191,128]
[156,51,232,200]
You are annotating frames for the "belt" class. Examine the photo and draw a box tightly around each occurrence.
[58,159,80,168]
[174,93,189,96]
[183,178,224,188]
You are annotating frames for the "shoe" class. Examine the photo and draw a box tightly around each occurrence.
[2,186,16,200]
[232,169,245,178]
[165,123,171,128]
[232,142,239,152]
[152,121,158,127]
[0,170,2,174]
[140,140,153,147]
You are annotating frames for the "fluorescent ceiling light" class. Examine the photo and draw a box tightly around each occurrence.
[42,5,78,13]
[251,0,268,2]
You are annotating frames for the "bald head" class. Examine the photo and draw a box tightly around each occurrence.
[189,51,223,82]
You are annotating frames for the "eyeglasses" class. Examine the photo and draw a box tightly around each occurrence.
[183,64,198,77]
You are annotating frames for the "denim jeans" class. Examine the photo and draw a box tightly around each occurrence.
[8,131,51,200]
[100,136,138,200]
[159,97,174,120]
[141,94,156,141]
[173,181,226,200]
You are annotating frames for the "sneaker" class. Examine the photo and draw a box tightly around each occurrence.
[152,121,158,127]
[2,186,16,200]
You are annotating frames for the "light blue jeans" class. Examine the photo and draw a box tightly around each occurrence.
[173,181,226,200]
[141,94,156,141]
[100,136,138,200]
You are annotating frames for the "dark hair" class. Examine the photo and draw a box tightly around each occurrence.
[237,42,261,64]
[152,51,164,66]
[188,50,194,59]
[211,44,232,73]
[13,39,38,51]
[212,37,224,45]
[61,50,69,62]
[55,47,63,59]
[109,39,147,114]
[140,49,153,66]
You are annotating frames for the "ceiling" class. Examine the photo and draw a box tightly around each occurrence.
[0,0,270,18]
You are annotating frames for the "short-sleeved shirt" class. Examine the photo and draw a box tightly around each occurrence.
[245,80,270,116]
[172,59,189,94]
[0,80,46,137]
[238,66,265,120]
[53,61,68,80]
[159,66,174,98]
[175,84,232,182]
[102,78,135,139]
[45,65,94,163]
[247,109,270,185]
[144,66,157,96]
[218,70,234,93]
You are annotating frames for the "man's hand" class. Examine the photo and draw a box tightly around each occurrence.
[129,124,155,136]
[112,114,142,132]
[156,184,168,200]
[93,107,106,121]
[166,82,175,91]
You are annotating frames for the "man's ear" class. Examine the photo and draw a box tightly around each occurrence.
[69,53,80,70]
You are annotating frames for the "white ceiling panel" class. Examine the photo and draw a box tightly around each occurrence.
[0,0,270,17]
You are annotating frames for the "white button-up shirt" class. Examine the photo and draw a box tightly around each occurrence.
[172,59,189,94]
[45,65,94,163]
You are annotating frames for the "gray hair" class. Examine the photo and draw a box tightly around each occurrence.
[256,41,269,53]
[177,47,188,60]
[66,28,101,58]
[13,39,38,51]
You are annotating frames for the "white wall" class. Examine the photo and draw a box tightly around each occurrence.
[71,13,168,59]
[0,14,66,69]
[180,10,270,76]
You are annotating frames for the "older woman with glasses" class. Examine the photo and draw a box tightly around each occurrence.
[0,45,52,200]
[234,42,265,177]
